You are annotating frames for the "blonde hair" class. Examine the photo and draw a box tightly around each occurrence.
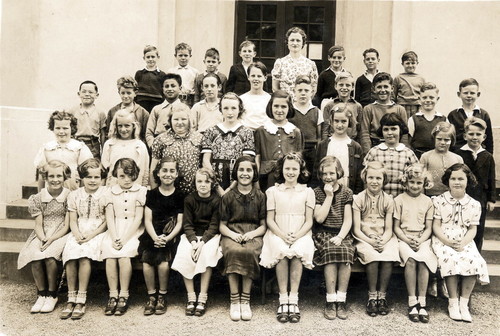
[108,110,140,139]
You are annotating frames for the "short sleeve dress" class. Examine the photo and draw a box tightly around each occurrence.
[271,55,318,99]
[431,192,489,284]
[171,192,223,279]
[352,190,400,264]
[220,187,266,280]
[393,192,437,272]
[201,123,255,189]
[151,129,202,195]
[62,186,107,264]
[312,184,355,266]
[138,187,184,266]
[17,188,71,269]
[101,184,147,259]
[260,184,315,269]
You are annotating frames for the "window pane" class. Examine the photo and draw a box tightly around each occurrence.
[261,41,276,57]
[309,7,325,23]
[294,6,308,22]
[246,4,261,21]
[309,24,324,42]
[261,23,276,39]
[246,23,262,39]
[262,5,277,21]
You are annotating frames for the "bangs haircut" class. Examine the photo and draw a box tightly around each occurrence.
[266,90,295,119]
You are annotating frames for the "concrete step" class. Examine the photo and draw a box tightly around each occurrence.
[0,219,34,242]
[6,199,31,220]
[482,240,500,264]
[486,203,500,220]
[22,182,38,200]
[484,219,500,240]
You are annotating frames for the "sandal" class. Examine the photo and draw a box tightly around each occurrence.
[288,304,301,323]
[71,303,86,320]
[276,304,289,323]
[185,301,196,316]
[419,306,430,323]
[408,304,419,322]
[194,302,206,317]
[60,302,75,320]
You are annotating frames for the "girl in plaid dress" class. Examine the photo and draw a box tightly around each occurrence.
[313,156,354,320]
[364,113,418,197]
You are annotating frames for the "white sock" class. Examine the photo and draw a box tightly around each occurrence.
[408,296,418,307]
[418,296,426,307]
[279,293,289,305]
[336,291,347,302]
[289,292,299,305]
[326,293,337,303]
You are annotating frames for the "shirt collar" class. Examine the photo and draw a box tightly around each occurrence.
[457,105,480,112]
[293,103,315,115]
[459,143,485,156]
[414,111,444,117]
[217,122,242,134]
[373,100,396,106]
[377,142,406,151]
[332,97,356,104]
[80,186,107,199]
[263,120,296,135]
[40,188,70,203]
[44,139,84,152]
[144,67,160,72]
[277,183,307,192]
[111,183,141,195]
[443,191,472,206]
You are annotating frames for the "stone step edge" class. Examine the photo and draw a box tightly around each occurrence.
[0,219,35,229]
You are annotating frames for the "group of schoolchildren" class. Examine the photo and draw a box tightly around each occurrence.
[18,31,495,326]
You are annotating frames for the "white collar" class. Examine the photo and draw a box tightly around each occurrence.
[414,111,444,117]
[78,186,107,199]
[44,139,84,152]
[457,105,480,112]
[377,143,406,151]
[263,120,296,135]
[217,122,242,134]
[293,102,315,115]
[373,101,396,106]
[329,136,351,144]
[277,183,307,192]
[40,188,70,203]
[443,191,472,206]
[111,183,141,195]
[460,143,485,155]
[144,67,160,72]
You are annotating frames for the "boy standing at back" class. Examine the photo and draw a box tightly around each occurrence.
[393,51,425,118]
[68,80,107,159]
[193,48,227,104]
[314,45,349,107]
[455,117,496,252]
[448,78,493,153]
[226,40,256,95]
[355,48,380,107]
[359,72,408,154]
[167,43,199,107]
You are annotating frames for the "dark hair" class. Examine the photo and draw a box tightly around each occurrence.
[295,75,312,86]
[47,110,78,136]
[77,158,106,179]
[143,45,159,56]
[328,45,345,57]
[220,92,245,118]
[163,72,182,87]
[420,82,439,94]
[431,122,456,146]
[372,72,393,87]
[193,167,217,191]
[285,27,307,48]
[239,40,256,52]
[265,90,295,119]
[376,113,408,139]
[231,155,259,183]
[205,47,220,60]
[40,160,71,181]
[112,158,140,182]
[459,78,479,91]
[79,80,98,92]
[317,156,344,181]
[248,61,268,77]
[441,163,477,188]
[360,161,388,186]
[202,72,222,87]
[401,51,418,63]
[363,48,379,58]
[152,156,179,186]
[175,42,192,55]
[274,152,309,184]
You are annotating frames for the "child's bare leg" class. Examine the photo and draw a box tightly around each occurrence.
[404,258,417,296]
[45,258,58,291]
[105,259,119,292]
[200,268,213,294]
[157,261,170,293]
[227,273,240,294]
[142,263,156,293]
[417,262,429,298]
[65,260,78,293]
[445,276,459,299]
[365,261,379,292]
[276,258,290,294]
[337,263,351,293]
[118,258,132,292]
[378,261,393,293]
[183,277,195,293]
[289,258,303,293]
[459,276,476,300]
[78,258,92,292]
[242,276,252,294]
[324,263,338,294]
[31,260,47,291]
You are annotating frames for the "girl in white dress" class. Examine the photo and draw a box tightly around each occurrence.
[260,152,315,323]
[60,158,107,320]
[432,163,489,322]
[101,158,147,316]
